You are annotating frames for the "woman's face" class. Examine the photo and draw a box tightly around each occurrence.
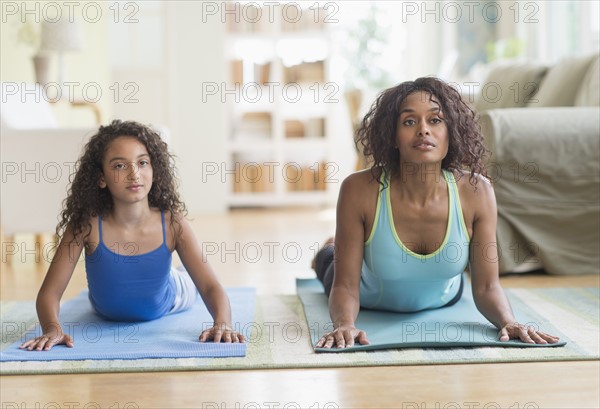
[395,90,449,168]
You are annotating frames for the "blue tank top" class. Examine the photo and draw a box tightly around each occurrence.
[85,211,176,322]
[360,170,470,312]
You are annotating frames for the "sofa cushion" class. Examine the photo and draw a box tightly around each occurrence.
[574,54,600,106]
[528,54,597,107]
[475,62,547,113]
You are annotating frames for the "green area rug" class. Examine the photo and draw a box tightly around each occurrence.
[1,287,598,375]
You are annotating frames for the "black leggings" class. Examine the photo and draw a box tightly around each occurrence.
[314,245,336,296]
[314,245,465,307]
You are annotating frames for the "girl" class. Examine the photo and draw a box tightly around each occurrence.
[21,120,244,351]
[313,77,559,348]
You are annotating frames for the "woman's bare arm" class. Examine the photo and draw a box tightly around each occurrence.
[317,172,375,348]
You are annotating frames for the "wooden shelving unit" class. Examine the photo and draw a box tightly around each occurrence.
[224,2,336,207]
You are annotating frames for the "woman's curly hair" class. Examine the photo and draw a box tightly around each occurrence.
[57,120,187,242]
[356,76,488,187]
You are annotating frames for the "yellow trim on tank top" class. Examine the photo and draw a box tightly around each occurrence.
[450,172,472,241]
[364,173,385,245]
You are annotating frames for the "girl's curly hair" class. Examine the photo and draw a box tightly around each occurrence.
[356,76,488,187]
[58,120,187,242]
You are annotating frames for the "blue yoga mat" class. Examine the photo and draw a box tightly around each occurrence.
[297,277,567,352]
[1,288,255,362]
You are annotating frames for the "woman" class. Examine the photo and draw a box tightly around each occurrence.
[313,77,559,348]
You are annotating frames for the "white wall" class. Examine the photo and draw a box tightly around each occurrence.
[165,1,228,215]
[107,1,228,215]
[107,1,168,127]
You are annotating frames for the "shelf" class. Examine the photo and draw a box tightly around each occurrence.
[224,1,335,208]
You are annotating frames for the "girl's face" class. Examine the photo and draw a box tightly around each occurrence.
[99,136,153,205]
[395,90,449,168]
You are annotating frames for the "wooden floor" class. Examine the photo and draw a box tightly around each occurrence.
[2,208,599,408]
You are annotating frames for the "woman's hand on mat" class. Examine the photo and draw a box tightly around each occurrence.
[316,326,370,349]
[199,324,246,343]
[498,323,560,344]
[19,330,74,351]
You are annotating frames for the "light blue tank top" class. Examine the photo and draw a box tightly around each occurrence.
[85,211,176,322]
[360,170,470,312]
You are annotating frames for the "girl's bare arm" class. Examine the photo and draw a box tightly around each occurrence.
[174,214,244,343]
[21,227,84,350]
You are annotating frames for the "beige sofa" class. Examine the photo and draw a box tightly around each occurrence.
[476,53,600,275]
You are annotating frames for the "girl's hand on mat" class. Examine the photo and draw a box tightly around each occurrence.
[19,330,74,351]
[498,323,560,344]
[199,324,246,343]
[316,326,370,349]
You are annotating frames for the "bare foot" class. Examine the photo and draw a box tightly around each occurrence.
[311,237,335,270]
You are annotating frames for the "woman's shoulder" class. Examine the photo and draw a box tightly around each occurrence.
[453,170,495,212]
[338,168,383,219]
[341,168,383,191]
[454,170,493,193]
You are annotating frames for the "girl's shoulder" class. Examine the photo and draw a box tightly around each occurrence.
[160,208,188,249]
[81,215,100,254]
[160,208,186,226]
